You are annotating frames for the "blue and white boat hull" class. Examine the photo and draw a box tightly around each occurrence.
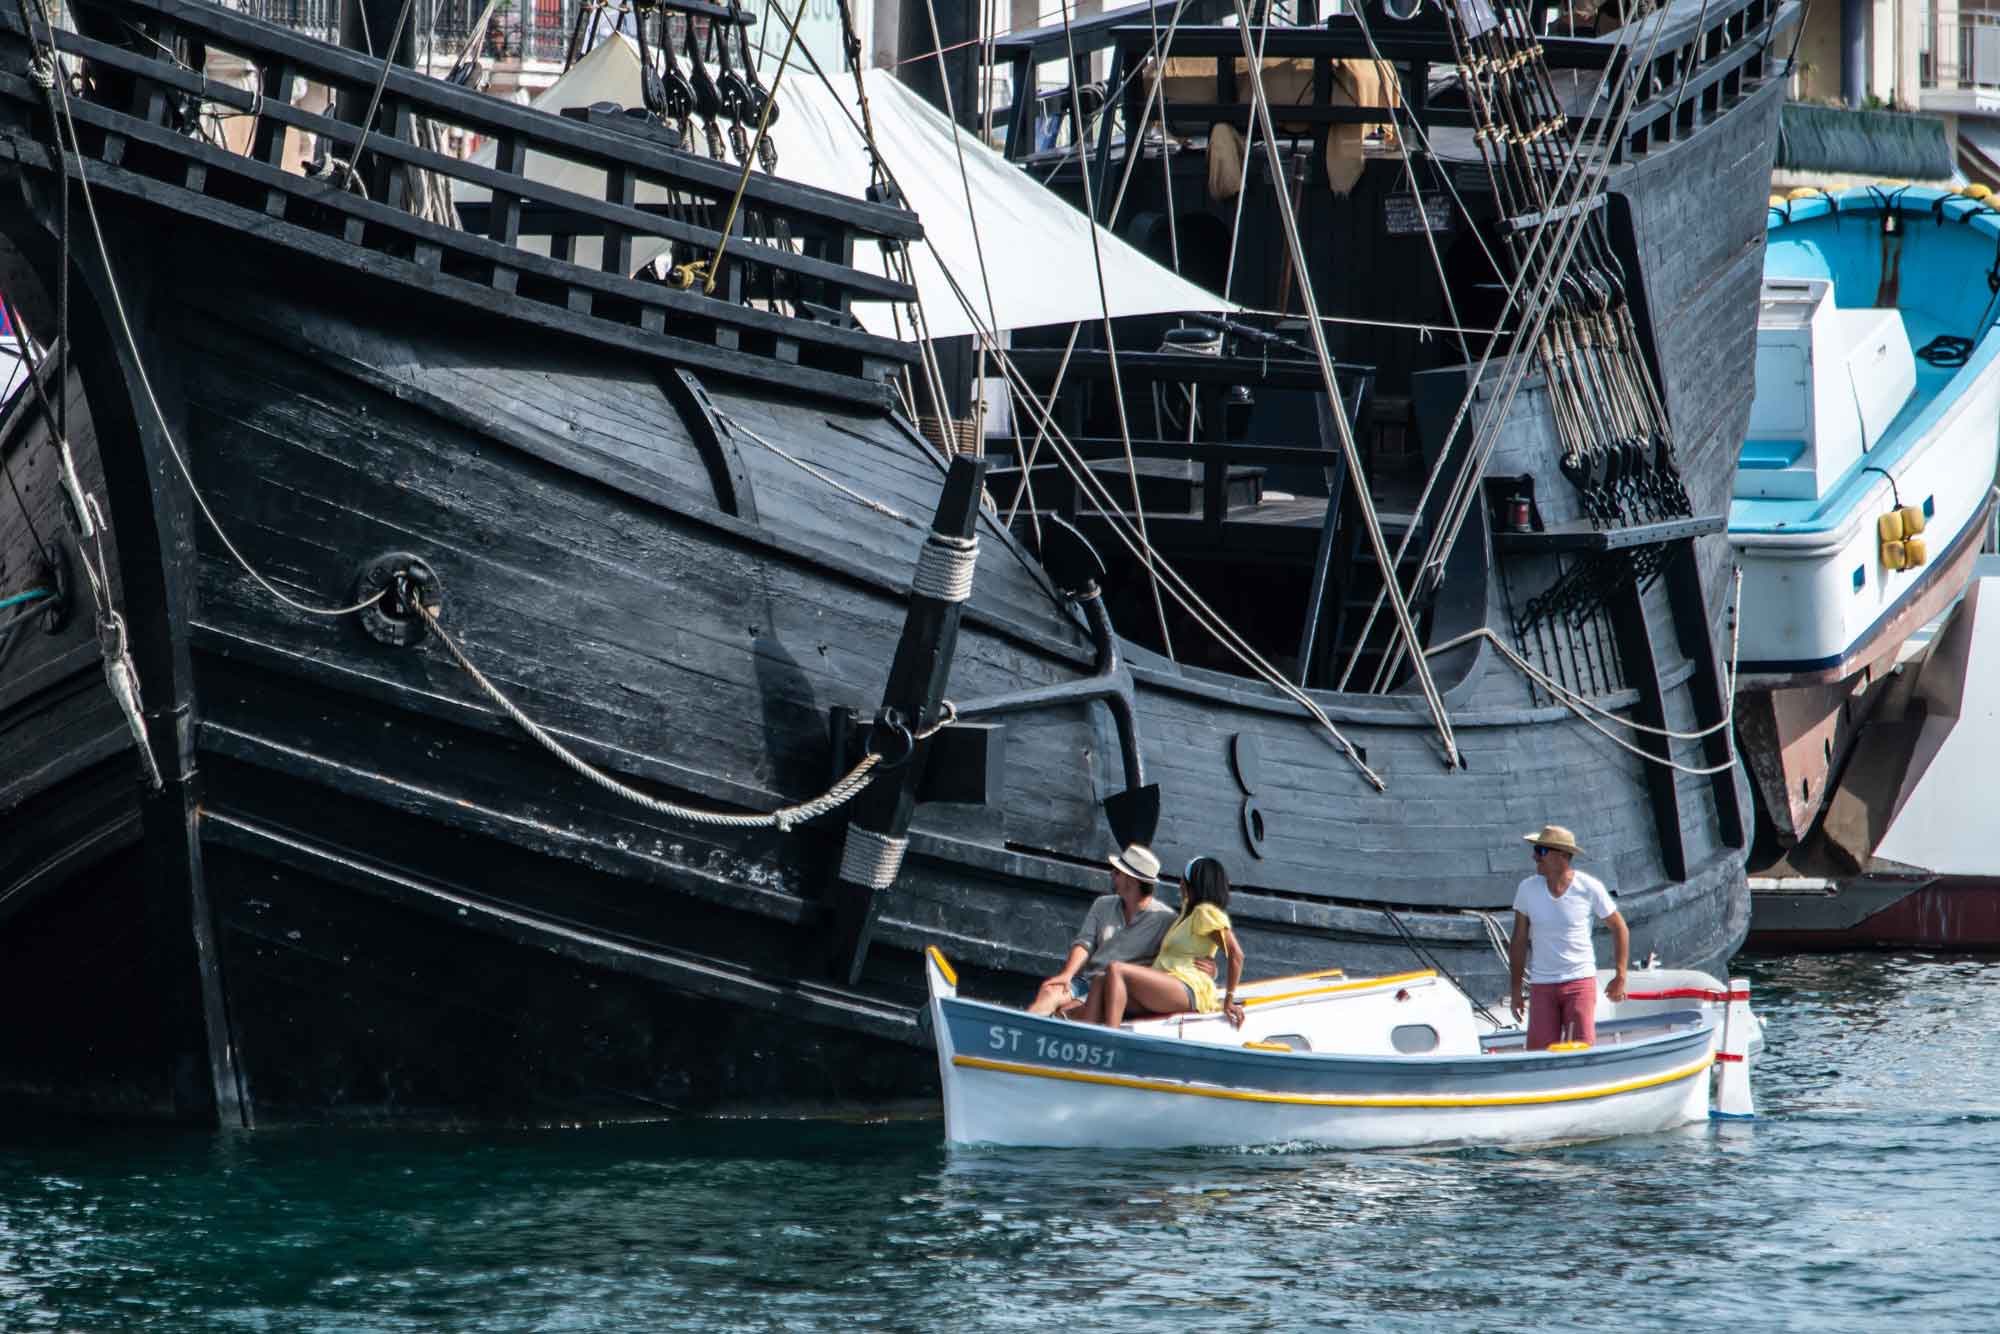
[1732,187,2000,844]
[922,951,1754,1151]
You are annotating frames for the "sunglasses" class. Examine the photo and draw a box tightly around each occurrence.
[1533,846,1557,858]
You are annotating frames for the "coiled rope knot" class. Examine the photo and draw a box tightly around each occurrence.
[27,55,53,90]
[910,531,979,603]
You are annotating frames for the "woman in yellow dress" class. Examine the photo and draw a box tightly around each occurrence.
[1083,856,1245,1029]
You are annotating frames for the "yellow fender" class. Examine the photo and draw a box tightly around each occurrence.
[1878,510,1905,543]
[1899,503,1926,537]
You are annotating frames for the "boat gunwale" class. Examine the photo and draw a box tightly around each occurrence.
[934,986,1717,1083]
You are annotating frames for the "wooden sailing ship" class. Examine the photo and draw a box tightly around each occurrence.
[0,0,1791,1124]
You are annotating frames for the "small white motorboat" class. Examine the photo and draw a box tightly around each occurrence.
[923,949,1757,1150]
[1733,186,2000,847]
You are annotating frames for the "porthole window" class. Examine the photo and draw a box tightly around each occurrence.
[1391,1024,1440,1054]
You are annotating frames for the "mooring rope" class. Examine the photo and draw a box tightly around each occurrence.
[415,601,896,830]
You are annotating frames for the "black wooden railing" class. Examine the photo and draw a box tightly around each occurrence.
[994,0,1800,190]
[0,0,923,399]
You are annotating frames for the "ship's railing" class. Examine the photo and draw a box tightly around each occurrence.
[2,0,923,397]
[993,0,1800,190]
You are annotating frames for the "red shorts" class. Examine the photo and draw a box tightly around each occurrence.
[1527,978,1597,1050]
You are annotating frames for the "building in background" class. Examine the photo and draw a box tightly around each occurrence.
[1782,0,2000,186]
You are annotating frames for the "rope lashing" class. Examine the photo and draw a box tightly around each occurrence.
[837,825,908,889]
[99,612,164,791]
[414,600,913,832]
[910,531,979,603]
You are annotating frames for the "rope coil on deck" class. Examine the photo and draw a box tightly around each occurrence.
[910,532,979,603]
[837,825,909,888]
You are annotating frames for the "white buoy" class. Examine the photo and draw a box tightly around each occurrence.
[1712,976,1756,1119]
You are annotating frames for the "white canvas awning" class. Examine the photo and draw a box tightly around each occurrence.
[456,36,1234,339]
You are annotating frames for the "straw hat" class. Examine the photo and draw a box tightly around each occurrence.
[1108,844,1162,883]
[1522,824,1584,856]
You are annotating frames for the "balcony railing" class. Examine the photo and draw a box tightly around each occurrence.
[230,0,584,66]
[1920,15,2000,90]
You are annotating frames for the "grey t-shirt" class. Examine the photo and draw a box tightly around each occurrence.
[1070,895,1175,980]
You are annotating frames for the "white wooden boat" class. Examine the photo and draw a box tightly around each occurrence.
[923,949,1757,1150]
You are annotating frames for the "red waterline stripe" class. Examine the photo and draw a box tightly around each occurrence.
[1626,988,1749,1002]
[1715,1052,1746,1063]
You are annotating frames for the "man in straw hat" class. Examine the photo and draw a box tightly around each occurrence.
[1028,844,1202,1017]
[1508,824,1629,1050]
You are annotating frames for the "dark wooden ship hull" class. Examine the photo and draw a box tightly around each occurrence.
[0,0,1782,1125]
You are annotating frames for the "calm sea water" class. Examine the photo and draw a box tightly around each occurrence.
[3,952,1997,1332]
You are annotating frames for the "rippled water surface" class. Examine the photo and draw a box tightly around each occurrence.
[4,953,1998,1331]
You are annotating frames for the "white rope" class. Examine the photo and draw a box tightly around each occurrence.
[101,611,164,791]
[1230,0,1459,768]
[415,602,884,831]
[717,411,921,528]
[1343,0,1677,693]
[981,339,1388,790]
[1425,571,1744,777]
[28,8,388,620]
[1056,0,1175,660]
[837,825,909,888]
[911,531,979,602]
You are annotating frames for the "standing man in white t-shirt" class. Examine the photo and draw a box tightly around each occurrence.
[1507,823,1629,1050]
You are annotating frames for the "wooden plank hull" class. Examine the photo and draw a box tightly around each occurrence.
[0,20,1780,1126]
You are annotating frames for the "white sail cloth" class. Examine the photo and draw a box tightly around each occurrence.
[455,35,1233,339]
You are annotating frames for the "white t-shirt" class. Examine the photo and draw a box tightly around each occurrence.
[1512,871,1618,984]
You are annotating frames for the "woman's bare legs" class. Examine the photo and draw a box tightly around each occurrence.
[1100,961,1195,1027]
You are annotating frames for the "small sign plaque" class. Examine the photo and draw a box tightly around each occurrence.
[1383,191,1456,237]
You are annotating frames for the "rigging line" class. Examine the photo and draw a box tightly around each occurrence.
[25,15,386,620]
[972,329,1385,789]
[913,0,1003,340]
[1343,1,1472,358]
[0,444,43,554]
[703,0,812,295]
[781,0,958,437]
[1011,0,1201,517]
[1230,0,1457,764]
[0,586,50,613]
[1338,0,1674,689]
[342,0,420,193]
[1427,568,1744,744]
[1057,0,1174,660]
[1143,0,1180,273]
[1000,321,1081,528]
[415,601,889,830]
[1219,0,1281,307]
[1231,307,1514,337]
[1381,906,1505,1027]
[0,330,51,556]
[718,411,921,527]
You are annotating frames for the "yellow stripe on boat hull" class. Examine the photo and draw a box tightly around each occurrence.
[950,1051,1714,1109]
[1244,969,1436,1008]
